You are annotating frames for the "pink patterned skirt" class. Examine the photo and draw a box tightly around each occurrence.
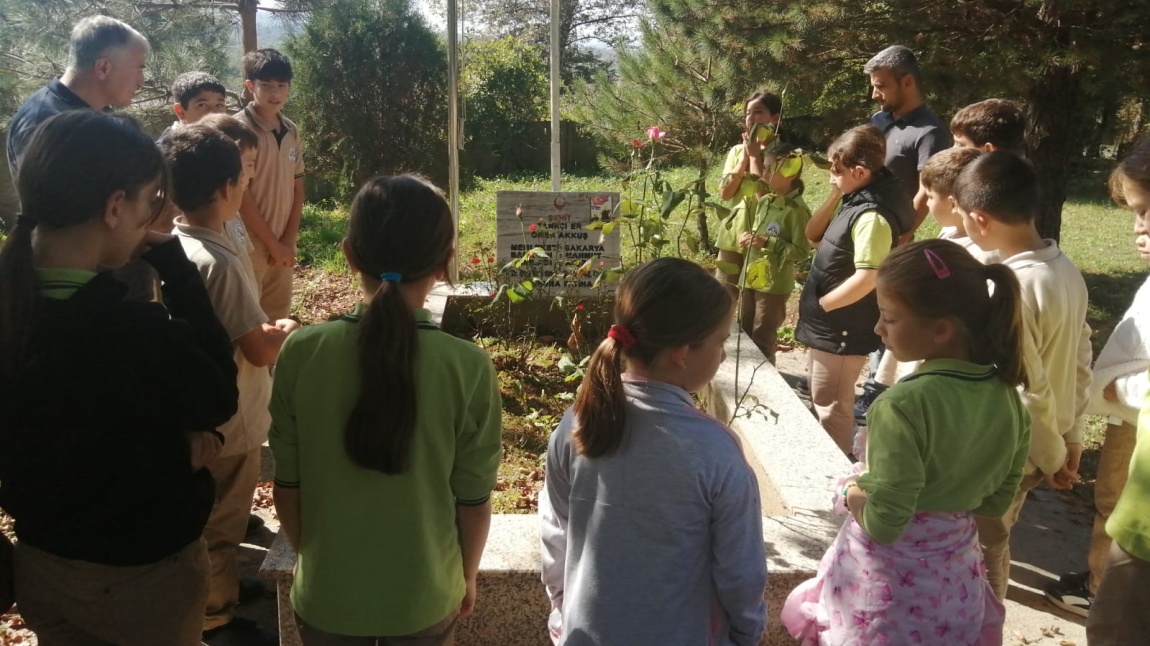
[781,510,1004,645]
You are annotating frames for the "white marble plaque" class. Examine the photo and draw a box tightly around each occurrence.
[495,191,621,293]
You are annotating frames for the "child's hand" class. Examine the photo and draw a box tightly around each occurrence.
[1103,380,1118,402]
[187,431,223,470]
[269,240,296,268]
[274,319,300,334]
[744,131,763,159]
[738,232,770,249]
[458,576,477,619]
[1044,442,1084,490]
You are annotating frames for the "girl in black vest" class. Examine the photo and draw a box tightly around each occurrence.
[796,125,914,456]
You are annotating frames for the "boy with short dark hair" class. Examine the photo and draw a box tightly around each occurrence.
[166,71,227,134]
[161,125,298,644]
[919,146,985,250]
[950,99,1026,153]
[199,113,261,283]
[234,48,305,320]
[955,151,1092,601]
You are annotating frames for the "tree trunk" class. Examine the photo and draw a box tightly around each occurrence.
[1025,64,1080,243]
[695,209,711,253]
[239,0,258,53]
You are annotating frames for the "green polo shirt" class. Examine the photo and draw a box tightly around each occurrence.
[857,359,1031,545]
[269,303,502,636]
[36,267,96,299]
[1107,376,1150,561]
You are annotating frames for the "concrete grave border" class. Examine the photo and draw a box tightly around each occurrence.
[261,285,847,645]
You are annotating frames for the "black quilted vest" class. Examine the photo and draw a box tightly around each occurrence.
[796,169,915,355]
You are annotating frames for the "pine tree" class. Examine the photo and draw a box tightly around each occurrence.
[570,18,745,169]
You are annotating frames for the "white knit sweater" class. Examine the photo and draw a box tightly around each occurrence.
[1089,274,1150,426]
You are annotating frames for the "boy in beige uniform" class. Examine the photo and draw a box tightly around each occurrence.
[956,151,1093,601]
[234,48,305,320]
[162,125,299,644]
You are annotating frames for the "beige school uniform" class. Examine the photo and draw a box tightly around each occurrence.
[174,217,273,629]
[976,240,1093,600]
[234,106,305,320]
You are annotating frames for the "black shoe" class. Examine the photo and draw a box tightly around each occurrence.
[1058,570,1090,586]
[238,577,267,605]
[793,377,810,397]
[853,382,887,422]
[203,617,278,646]
[245,514,265,539]
[1044,577,1093,618]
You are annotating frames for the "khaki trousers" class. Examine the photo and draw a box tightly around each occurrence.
[1087,421,1137,593]
[976,471,1044,600]
[296,611,458,646]
[715,249,789,364]
[808,348,867,455]
[14,538,208,646]
[252,263,294,320]
[1086,541,1150,645]
[203,447,262,630]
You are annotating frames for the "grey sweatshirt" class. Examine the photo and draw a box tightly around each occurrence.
[540,376,767,645]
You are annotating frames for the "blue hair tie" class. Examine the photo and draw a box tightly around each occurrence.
[379,271,402,283]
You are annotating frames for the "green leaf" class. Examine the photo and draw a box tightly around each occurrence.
[659,189,687,219]
[777,155,803,178]
[558,355,578,374]
[602,220,619,235]
[807,152,832,170]
[745,258,773,291]
[684,230,700,253]
[707,201,731,220]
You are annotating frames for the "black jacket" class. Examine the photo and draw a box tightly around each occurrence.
[0,239,238,566]
[796,169,914,355]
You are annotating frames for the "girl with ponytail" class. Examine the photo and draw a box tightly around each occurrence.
[783,239,1030,645]
[269,175,502,643]
[540,257,767,645]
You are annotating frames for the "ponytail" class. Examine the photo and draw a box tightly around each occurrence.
[344,278,419,474]
[977,264,1028,388]
[341,175,455,475]
[0,219,40,382]
[877,239,1028,386]
[569,257,733,459]
[571,338,627,458]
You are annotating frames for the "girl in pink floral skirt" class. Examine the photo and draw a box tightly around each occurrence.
[783,239,1031,645]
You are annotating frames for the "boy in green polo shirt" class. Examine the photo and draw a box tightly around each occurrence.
[161,125,299,644]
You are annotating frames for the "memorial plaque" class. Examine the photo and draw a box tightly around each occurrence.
[496,191,622,293]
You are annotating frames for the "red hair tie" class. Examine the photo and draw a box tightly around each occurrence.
[608,324,637,350]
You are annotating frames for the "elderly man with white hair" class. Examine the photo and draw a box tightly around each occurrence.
[6,15,149,174]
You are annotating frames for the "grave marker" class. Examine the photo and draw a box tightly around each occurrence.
[496,191,621,293]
